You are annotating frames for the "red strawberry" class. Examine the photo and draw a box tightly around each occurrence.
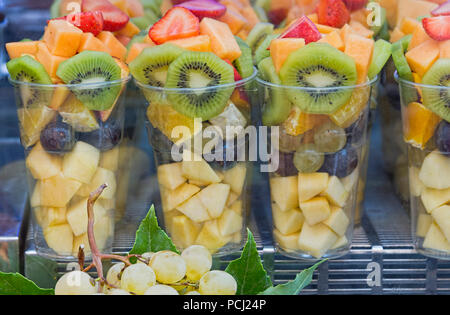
[317,0,350,28]
[224,59,243,81]
[267,8,289,26]
[278,15,322,44]
[432,0,450,16]
[149,7,200,44]
[82,0,129,32]
[342,0,368,11]
[175,0,226,20]
[422,16,450,41]
[58,11,105,36]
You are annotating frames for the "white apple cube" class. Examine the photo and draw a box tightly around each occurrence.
[419,151,450,189]
[218,209,243,236]
[272,203,304,235]
[409,166,425,197]
[196,183,230,218]
[223,163,247,195]
[99,146,120,171]
[416,213,432,238]
[299,197,331,225]
[323,206,350,236]
[182,150,221,185]
[176,194,211,223]
[270,175,298,211]
[321,176,349,207]
[160,183,200,212]
[66,197,107,236]
[157,162,186,190]
[273,229,300,252]
[41,173,82,207]
[297,222,338,259]
[298,172,329,202]
[195,220,231,253]
[420,187,450,213]
[431,205,450,242]
[169,215,202,249]
[63,141,100,183]
[423,222,450,252]
[43,224,73,255]
[76,167,117,199]
[26,142,62,179]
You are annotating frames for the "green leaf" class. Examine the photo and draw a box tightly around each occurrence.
[129,205,179,258]
[225,229,272,295]
[0,272,54,295]
[258,260,325,295]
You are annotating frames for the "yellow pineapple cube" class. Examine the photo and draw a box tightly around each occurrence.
[63,141,100,183]
[222,163,247,195]
[323,206,350,236]
[41,173,82,207]
[423,222,450,252]
[30,181,42,208]
[226,192,239,206]
[176,194,211,223]
[270,175,299,211]
[43,224,73,255]
[229,200,243,215]
[272,203,304,235]
[431,205,450,242]
[331,235,348,249]
[273,229,300,252]
[26,142,62,179]
[419,151,450,189]
[99,146,120,171]
[196,183,230,218]
[298,172,329,202]
[416,213,432,238]
[321,176,349,207]
[299,197,331,225]
[76,167,117,199]
[169,215,202,249]
[420,187,450,213]
[195,220,232,253]
[34,207,67,229]
[157,162,186,190]
[298,222,338,258]
[182,150,221,185]
[160,183,200,212]
[218,209,243,236]
[409,166,425,197]
[66,197,107,236]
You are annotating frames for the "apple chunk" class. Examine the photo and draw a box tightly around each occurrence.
[273,229,300,252]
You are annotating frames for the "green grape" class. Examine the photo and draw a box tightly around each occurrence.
[313,121,347,153]
[293,143,325,173]
[149,251,186,284]
[136,252,154,265]
[107,289,131,295]
[181,245,212,281]
[277,127,303,153]
[144,284,179,295]
[55,271,98,295]
[185,290,201,295]
[120,264,156,295]
[106,262,125,287]
[198,270,237,295]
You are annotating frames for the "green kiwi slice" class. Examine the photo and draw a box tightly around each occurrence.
[391,40,413,82]
[233,36,254,78]
[165,51,235,121]
[246,22,274,53]
[56,51,122,111]
[368,39,392,79]
[258,57,291,126]
[254,34,278,66]
[421,59,450,122]
[279,43,357,114]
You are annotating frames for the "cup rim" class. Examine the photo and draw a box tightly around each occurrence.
[394,70,450,89]
[8,75,132,88]
[133,67,258,92]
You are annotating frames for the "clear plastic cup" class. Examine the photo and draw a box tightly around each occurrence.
[135,70,257,256]
[257,76,378,260]
[9,76,130,259]
[398,75,450,260]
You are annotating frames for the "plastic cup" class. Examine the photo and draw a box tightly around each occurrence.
[135,70,257,256]
[9,76,130,259]
[398,75,450,260]
[257,76,378,260]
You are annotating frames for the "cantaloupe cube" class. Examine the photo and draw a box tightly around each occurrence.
[26,142,62,180]
[323,206,349,236]
[378,0,397,27]
[420,187,450,213]
[115,21,140,38]
[6,41,39,59]
[350,9,368,26]
[160,183,201,212]
[423,222,450,252]
[431,205,450,242]
[339,24,353,43]
[222,163,247,195]
[307,13,319,23]
[240,6,260,31]
[44,224,73,255]
[318,30,344,51]
[218,208,243,236]
[297,222,338,258]
[270,175,299,211]
[217,7,247,34]
[270,38,305,73]
[396,0,438,29]
[169,215,202,249]
[389,27,405,43]
[63,141,100,184]
[416,213,432,238]
[157,163,186,190]
[321,176,349,207]
[408,24,431,51]
[167,35,211,52]
[41,173,82,208]
[316,23,339,34]
[195,220,232,253]
[36,42,68,78]
[116,35,131,47]
[300,196,331,225]
[273,229,300,252]
[199,18,242,61]
[126,42,154,64]
[298,172,329,202]
[77,33,108,53]
[344,34,374,83]
[196,183,230,219]
[97,31,127,61]
[43,20,83,57]
[66,197,107,236]
[405,39,439,77]
[349,21,374,38]
[439,40,450,58]
[400,17,420,35]
[110,0,128,12]
[236,29,248,40]
[272,203,304,235]
[126,0,145,17]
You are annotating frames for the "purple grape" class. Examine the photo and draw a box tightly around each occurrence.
[79,121,122,152]
[435,121,450,154]
[275,151,298,177]
[40,121,75,154]
[319,144,358,178]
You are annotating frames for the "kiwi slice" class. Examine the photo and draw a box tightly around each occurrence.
[421,59,450,122]
[233,36,254,79]
[246,22,274,53]
[56,51,122,111]
[258,57,291,126]
[165,51,235,121]
[399,34,412,52]
[254,5,269,23]
[254,34,278,66]
[279,43,357,114]
[391,40,413,82]
[368,39,392,79]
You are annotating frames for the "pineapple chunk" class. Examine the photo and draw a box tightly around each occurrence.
[331,235,348,250]
[226,192,239,207]
[222,163,247,195]
[416,213,433,238]
[163,209,185,233]
[76,167,117,199]
[43,224,73,255]
[195,220,231,253]
[420,187,450,213]
[298,172,329,202]
[26,142,62,179]
[99,146,120,171]
[273,229,300,252]
[431,205,450,242]
[341,168,359,192]
[409,166,425,197]
[30,181,42,207]
[270,175,299,211]
[66,197,107,236]
[63,141,100,183]
[231,231,242,244]
[169,215,202,249]
[229,200,243,215]
[196,183,230,218]
[72,216,112,255]
[423,222,450,252]
[272,203,304,235]
[321,176,349,207]
[299,197,331,225]
[160,183,200,212]
[34,207,67,229]
[419,151,450,189]
[157,162,186,190]
[182,150,221,185]
[297,222,338,259]
[218,209,243,236]
[176,194,211,223]
[322,206,350,236]
[41,173,82,207]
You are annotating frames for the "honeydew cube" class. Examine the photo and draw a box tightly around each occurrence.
[34,207,67,229]
[26,142,62,180]
[43,224,73,255]
[273,229,300,252]
[222,163,247,195]
[298,172,329,202]
[176,194,211,223]
[218,209,243,236]
[423,222,450,252]
[76,167,117,199]
[195,220,232,253]
[196,183,230,218]
[431,205,450,242]
[416,213,433,238]
[270,175,299,211]
[229,200,243,215]
[41,173,82,207]
[419,151,450,189]
[169,215,202,249]
[323,206,350,236]
[30,181,42,208]
[43,20,83,57]
[420,187,450,213]
[321,176,349,207]
[157,162,186,190]
[160,183,201,212]
[66,197,107,236]
[272,203,304,235]
[331,235,348,250]
[341,168,359,193]
[298,222,338,259]
[63,141,100,184]
[182,150,221,185]
[99,147,120,171]
[299,197,331,226]
[409,166,425,197]
[226,192,239,207]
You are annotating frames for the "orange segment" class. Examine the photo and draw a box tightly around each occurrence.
[166,35,211,52]
[403,101,441,148]
[344,34,374,83]
[405,39,439,77]
[270,38,305,73]
[199,18,241,61]
[282,106,329,136]
[6,41,39,59]
[43,20,83,58]
[36,42,68,78]
[330,86,371,128]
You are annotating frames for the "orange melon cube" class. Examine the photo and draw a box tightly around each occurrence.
[97,31,127,61]
[167,35,211,52]
[236,29,248,40]
[143,36,155,45]
[318,30,345,51]
[199,18,241,61]
[403,101,441,148]
[110,0,128,12]
[116,35,131,47]
[270,38,305,73]
[350,9,368,26]
[439,40,450,58]
[344,34,374,83]
[349,21,374,38]
[399,17,420,35]
[307,13,319,23]
[43,20,83,58]
[6,41,39,59]
[220,0,244,11]
[240,6,260,31]
[217,7,247,35]
[78,33,108,53]
[316,24,339,34]
[389,27,406,43]
[408,24,431,50]
[396,0,438,28]
[405,39,439,77]
[339,24,353,43]
[36,42,68,78]
[126,43,154,64]
[115,21,140,38]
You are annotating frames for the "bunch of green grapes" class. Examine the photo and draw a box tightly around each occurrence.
[54,245,237,295]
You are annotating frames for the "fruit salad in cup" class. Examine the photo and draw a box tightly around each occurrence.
[254,14,390,259]
[129,6,255,254]
[5,5,133,258]
[392,2,450,258]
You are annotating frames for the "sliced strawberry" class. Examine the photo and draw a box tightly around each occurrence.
[342,0,368,11]
[149,7,200,44]
[175,0,226,20]
[60,11,104,36]
[224,59,243,81]
[82,0,129,32]
[317,0,350,28]
[267,8,289,26]
[422,16,450,41]
[432,0,450,16]
[278,15,322,44]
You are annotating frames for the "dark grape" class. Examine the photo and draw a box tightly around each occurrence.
[345,113,366,145]
[319,144,358,178]
[275,151,298,177]
[40,121,76,154]
[435,120,450,154]
[79,121,122,151]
